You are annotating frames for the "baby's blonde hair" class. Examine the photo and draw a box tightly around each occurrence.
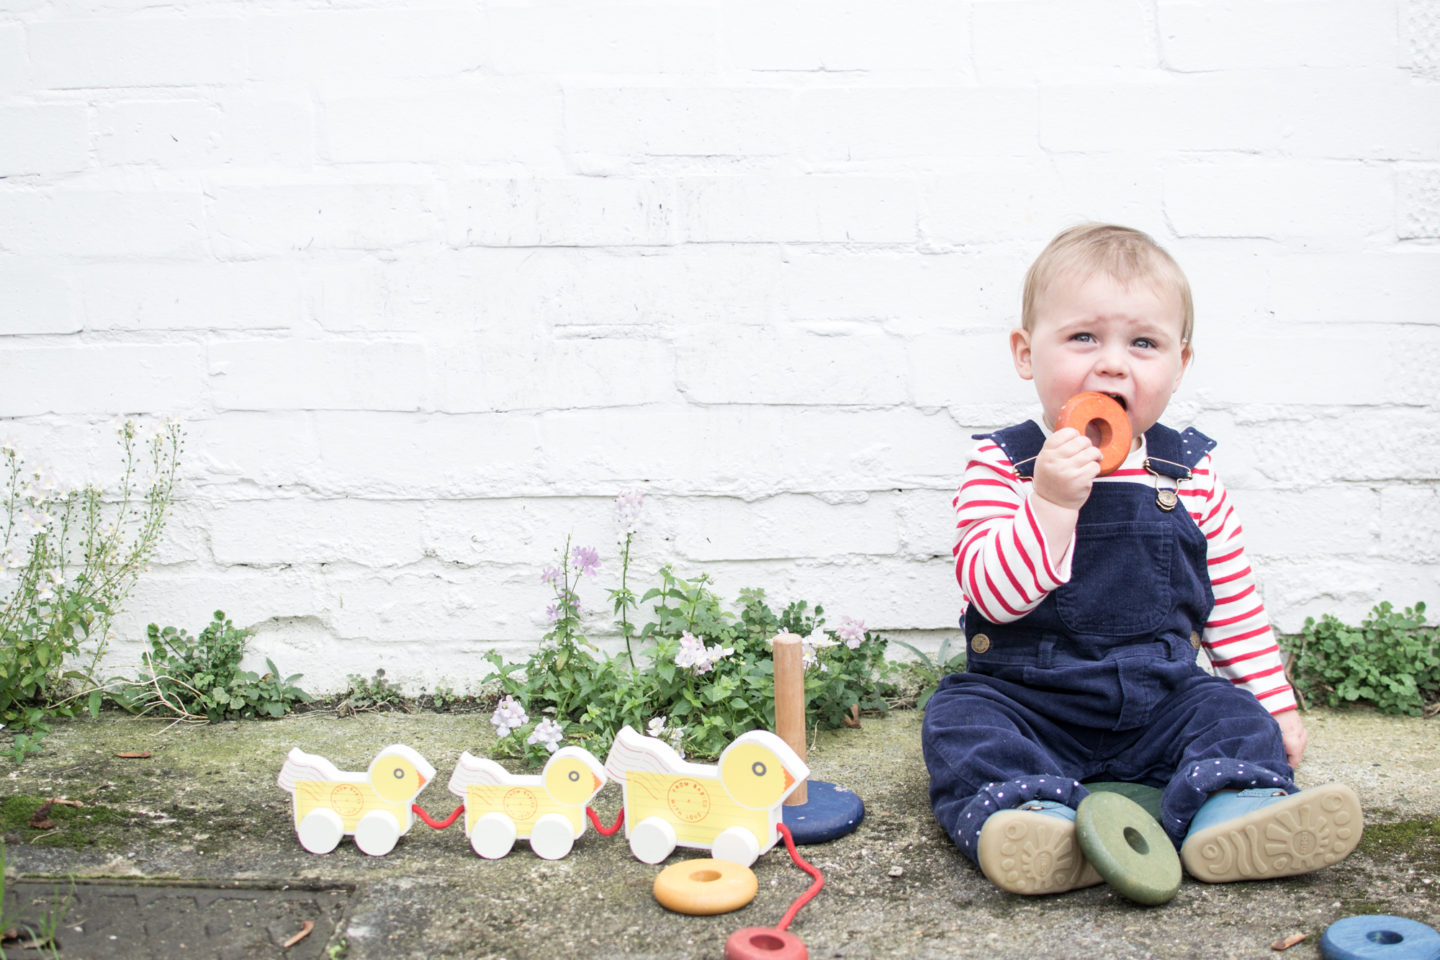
[1022,223,1194,350]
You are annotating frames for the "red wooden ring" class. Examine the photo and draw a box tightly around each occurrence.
[1055,392,1132,477]
[724,927,808,960]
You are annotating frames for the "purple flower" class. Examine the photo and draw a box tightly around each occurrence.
[527,718,565,754]
[836,616,866,650]
[541,565,561,585]
[674,631,733,675]
[490,695,529,738]
[571,545,600,577]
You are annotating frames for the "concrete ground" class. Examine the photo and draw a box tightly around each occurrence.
[2,706,1437,959]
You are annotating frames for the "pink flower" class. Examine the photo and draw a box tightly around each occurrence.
[571,545,600,577]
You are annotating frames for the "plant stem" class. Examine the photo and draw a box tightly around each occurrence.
[619,531,634,668]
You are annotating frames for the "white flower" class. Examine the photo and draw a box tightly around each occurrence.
[527,718,564,754]
[646,716,685,756]
[801,627,837,669]
[613,490,644,534]
[490,695,529,738]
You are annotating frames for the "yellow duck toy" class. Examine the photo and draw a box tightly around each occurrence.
[604,725,808,866]
[278,744,436,856]
[447,747,608,860]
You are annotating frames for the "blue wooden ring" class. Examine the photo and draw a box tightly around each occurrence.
[1320,915,1440,960]
[781,780,864,845]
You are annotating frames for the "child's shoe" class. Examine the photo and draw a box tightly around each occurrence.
[977,800,1103,894]
[1180,783,1362,883]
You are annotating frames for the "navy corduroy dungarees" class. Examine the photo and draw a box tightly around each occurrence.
[923,420,1295,862]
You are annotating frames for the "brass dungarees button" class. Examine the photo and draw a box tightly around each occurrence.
[1190,631,1201,650]
[970,633,991,655]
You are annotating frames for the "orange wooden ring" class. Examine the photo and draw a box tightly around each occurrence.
[1055,392,1132,477]
[653,858,759,916]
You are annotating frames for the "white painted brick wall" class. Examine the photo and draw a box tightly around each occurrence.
[2,0,1437,695]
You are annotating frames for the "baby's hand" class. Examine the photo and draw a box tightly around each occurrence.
[1032,428,1103,510]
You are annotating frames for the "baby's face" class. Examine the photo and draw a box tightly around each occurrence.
[1011,269,1190,445]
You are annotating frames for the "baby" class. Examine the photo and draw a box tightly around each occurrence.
[923,223,1362,894]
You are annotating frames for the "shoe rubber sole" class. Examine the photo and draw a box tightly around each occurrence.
[1180,782,1363,883]
[977,809,1104,895]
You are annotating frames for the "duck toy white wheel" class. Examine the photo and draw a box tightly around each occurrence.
[296,808,345,855]
[712,826,761,867]
[629,815,678,864]
[353,810,402,857]
[470,812,519,860]
[530,813,577,860]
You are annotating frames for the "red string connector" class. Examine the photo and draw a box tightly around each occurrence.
[586,807,625,836]
[412,803,465,830]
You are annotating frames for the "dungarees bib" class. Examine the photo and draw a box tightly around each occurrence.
[963,420,1216,730]
[923,421,1294,858]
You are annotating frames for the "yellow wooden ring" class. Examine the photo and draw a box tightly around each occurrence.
[653,857,759,916]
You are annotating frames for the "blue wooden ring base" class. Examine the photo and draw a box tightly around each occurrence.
[1320,915,1440,960]
[781,781,864,845]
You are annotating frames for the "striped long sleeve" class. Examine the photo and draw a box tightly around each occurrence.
[952,436,1297,716]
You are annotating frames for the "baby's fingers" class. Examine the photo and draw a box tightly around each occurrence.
[1045,428,1103,464]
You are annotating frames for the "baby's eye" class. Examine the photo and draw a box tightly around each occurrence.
[1132,337,1156,349]
[1070,332,1096,343]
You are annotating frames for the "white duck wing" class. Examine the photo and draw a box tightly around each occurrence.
[603,725,684,782]
[277,747,344,793]
[446,750,511,797]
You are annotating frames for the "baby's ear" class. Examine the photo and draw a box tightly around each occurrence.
[1175,341,1194,387]
[1010,328,1034,380]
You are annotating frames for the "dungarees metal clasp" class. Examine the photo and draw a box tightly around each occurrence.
[1143,457,1191,512]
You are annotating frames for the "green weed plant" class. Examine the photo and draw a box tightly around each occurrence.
[889,633,967,709]
[1,420,182,760]
[1282,601,1440,716]
[113,610,310,723]
[485,494,899,767]
[341,669,405,712]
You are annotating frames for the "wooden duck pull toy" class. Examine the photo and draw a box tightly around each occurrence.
[278,744,436,857]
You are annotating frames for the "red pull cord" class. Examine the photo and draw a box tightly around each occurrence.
[586,807,625,836]
[774,822,824,933]
[411,803,465,830]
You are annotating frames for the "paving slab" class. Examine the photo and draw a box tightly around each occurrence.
[1,707,1436,959]
[1,879,349,959]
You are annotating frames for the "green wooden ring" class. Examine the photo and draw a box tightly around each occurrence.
[1075,791,1181,906]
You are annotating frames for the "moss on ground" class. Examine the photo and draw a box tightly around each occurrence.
[0,794,150,850]
[1357,814,1440,869]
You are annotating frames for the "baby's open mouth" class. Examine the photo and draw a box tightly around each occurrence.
[1103,393,1128,412]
